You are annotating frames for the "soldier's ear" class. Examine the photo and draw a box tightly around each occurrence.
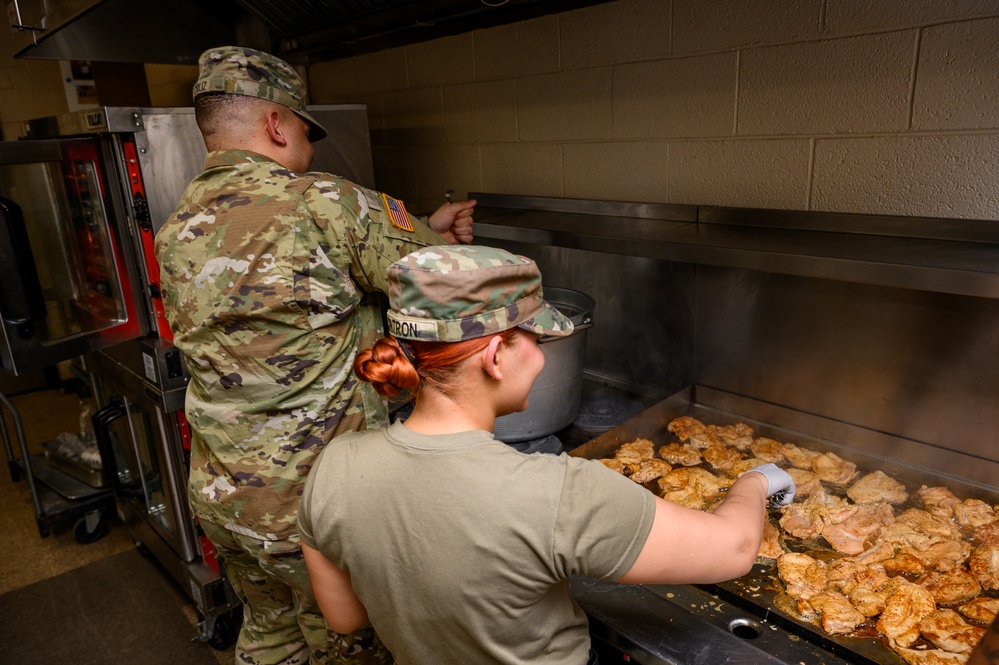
[265,109,288,147]
[481,335,503,381]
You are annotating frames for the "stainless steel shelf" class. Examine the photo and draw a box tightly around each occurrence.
[470,193,999,299]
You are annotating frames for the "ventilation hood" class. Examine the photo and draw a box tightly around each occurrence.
[8,0,612,65]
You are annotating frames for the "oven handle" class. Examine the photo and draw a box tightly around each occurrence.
[92,395,144,499]
[0,196,47,334]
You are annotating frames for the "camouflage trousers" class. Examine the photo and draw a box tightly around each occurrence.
[202,519,394,665]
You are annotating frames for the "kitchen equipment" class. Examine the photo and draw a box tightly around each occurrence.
[470,192,999,665]
[569,384,999,665]
[493,286,595,443]
[0,389,114,543]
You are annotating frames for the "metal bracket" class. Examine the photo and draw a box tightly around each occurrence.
[7,0,45,31]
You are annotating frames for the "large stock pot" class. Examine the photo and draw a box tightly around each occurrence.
[494,287,595,443]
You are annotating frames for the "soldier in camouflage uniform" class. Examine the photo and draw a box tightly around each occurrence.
[154,45,475,665]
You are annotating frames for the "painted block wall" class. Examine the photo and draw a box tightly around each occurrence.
[309,0,999,220]
[0,25,66,140]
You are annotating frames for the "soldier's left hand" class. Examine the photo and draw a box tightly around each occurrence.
[430,198,475,244]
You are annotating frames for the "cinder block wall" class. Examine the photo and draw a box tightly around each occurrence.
[309,0,999,220]
[0,27,66,140]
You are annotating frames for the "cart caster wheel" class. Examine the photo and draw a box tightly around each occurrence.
[207,612,240,651]
[133,539,152,558]
[73,513,107,544]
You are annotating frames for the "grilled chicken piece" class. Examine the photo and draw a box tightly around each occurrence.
[958,596,999,625]
[897,508,964,540]
[757,519,784,560]
[875,580,938,647]
[657,467,731,494]
[615,438,656,466]
[884,553,928,579]
[777,552,828,601]
[826,557,888,595]
[893,646,971,665]
[657,467,733,510]
[976,521,999,546]
[822,502,895,555]
[779,488,858,540]
[812,451,859,484]
[877,523,972,572]
[916,540,975,574]
[849,582,890,617]
[781,442,823,470]
[919,609,986,654]
[917,568,982,605]
[969,542,999,591]
[786,468,822,499]
[918,485,963,519]
[629,458,672,484]
[854,541,898,566]
[749,437,786,464]
[779,502,829,540]
[729,457,771,478]
[809,590,866,635]
[702,442,744,473]
[847,470,909,505]
[954,499,998,529]
[657,442,702,467]
[710,422,754,451]
[598,458,625,474]
[687,429,721,450]
[666,416,705,442]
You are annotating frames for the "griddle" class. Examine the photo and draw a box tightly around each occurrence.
[569,384,999,665]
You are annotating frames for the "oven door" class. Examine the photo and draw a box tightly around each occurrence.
[92,356,197,562]
[0,137,145,375]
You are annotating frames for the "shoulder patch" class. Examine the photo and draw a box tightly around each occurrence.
[364,189,383,212]
[382,193,415,232]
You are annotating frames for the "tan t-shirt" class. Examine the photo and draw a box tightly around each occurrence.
[299,421,656,665]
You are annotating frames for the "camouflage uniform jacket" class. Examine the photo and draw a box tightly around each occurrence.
[154,149,444,540]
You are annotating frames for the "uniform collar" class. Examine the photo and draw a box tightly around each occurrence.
[204,149,277,170]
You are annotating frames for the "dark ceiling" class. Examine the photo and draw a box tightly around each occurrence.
[10,0,616,65]
[239,0,615,62]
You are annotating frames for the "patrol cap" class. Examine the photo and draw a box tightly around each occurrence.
[193,45,328,143]
[385,245,574,343]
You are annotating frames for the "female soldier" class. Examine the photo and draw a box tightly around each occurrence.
[297,245,794,665]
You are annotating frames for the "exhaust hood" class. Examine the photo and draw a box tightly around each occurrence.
[8,0,614,65]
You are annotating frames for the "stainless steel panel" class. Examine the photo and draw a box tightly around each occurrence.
[477,240,694,399]
[310,105,376,187]
[10,0,241,63]
[573,578,858,665]
[695,267,999,469]
[472,194,999,299]
[133,109,205,235]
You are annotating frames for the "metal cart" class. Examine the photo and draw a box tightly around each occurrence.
[0,390,114,543]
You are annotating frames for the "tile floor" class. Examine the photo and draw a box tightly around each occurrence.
[0,387,233,665]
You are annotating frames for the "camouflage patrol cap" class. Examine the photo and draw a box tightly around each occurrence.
[385,245,574,343]
[194,45,328,142]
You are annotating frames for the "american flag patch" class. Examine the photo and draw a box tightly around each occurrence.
[382,193,414,232]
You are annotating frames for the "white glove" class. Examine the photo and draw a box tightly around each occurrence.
[747,463,796,506]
